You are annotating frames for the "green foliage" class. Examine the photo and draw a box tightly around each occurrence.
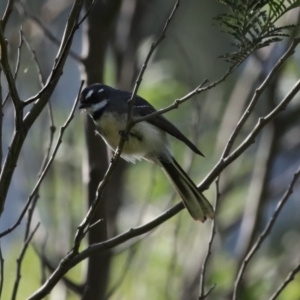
[216,0,300,64]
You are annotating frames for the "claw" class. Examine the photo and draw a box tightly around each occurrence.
[119,130,129,141]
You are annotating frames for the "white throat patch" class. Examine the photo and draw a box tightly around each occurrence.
[87,99,108,114]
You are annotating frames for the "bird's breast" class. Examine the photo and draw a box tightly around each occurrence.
[94,112,170,162]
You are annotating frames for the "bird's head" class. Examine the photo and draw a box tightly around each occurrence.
[79,83,110,114]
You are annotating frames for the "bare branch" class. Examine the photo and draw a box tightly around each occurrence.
[33,245,84,295]
[127,0,180,120]
[22,0,93,109]
[131,78,208,124]
[131,64,239,125]
[0,25,22,121]
[199,284,216,300]
[269,263,300,300]
[222,38,300,159]
[133,37,299,131]
[233,164,300,300]
[130,36,299,142]
[78,0,98,26]
[21,30,45,86]
[0,243,4,299]
[199,178,220,299]
[11,223,40,300]
[235,124,275,260]
[0,0,85,217]
[164,213,182,299]
[21,28,56,242]
[0,81,83,238]
[27,203,183,300]
[200,51,300,190]
[3,28,23,106]
[0,75,2,175]
[16,1,83,63]
[39,235,48,285]
[0,25,24,216]
[0,0,15,31]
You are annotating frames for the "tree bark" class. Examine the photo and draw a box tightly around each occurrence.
[81,1,122,299]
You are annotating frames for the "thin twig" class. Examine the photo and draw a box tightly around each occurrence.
[28,203,184,300]
[14,29,23,80]
[104,245,138,300]
[16,1,82,63]
[232,164,300,300]
[133,36,299,132]
[0,23,24,215]
[0,26,22,113]
[0,82,83,238]
[20,29,45,241]
[200,55,300,190]
[200,284,216,300]
[130,66,236,125]
[22,0,99,108]
[269,263,300,300]
[127,0,180,121]
[39,235,48,285]
[0,243,4,299]
[164,213,182,300]
[22,27,56,173]
[21,28,56,241]
[23,0,86,108]
[0,0,86,218]
[131,78,207,124]
[32,245,84,295]
[3,28,23,106]
[11,223,40,300]
[199,177,220,299]
[77,0,98,26]
[235,123,275,261]
[0,0,15,31]
[21,30,45,86]
[222,38,300,159]
[0,72,2,175]
[82,218,103,237]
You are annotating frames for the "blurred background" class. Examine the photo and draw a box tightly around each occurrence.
[0,0,300,299]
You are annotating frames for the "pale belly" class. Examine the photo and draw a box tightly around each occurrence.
[95,113,171,163]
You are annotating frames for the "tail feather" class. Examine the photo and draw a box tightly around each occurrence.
[159,157,214,222]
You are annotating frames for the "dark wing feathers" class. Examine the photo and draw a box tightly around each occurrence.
[133,96,204,157]
[110,90,204,156]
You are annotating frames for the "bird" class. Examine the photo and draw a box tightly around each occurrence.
[79,83,214,222]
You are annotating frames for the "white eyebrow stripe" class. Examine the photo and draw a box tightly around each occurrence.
[98,88,104,93]
[86,90,94,99]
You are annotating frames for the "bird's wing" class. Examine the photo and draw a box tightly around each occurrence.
[133,96,204,156]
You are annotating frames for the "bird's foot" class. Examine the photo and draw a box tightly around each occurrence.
[119,130,129,141]
[110,156,115,164]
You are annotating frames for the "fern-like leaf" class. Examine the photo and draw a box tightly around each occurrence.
[217,0,300,66]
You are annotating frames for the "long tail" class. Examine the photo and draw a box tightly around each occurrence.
[159,157,214,222]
